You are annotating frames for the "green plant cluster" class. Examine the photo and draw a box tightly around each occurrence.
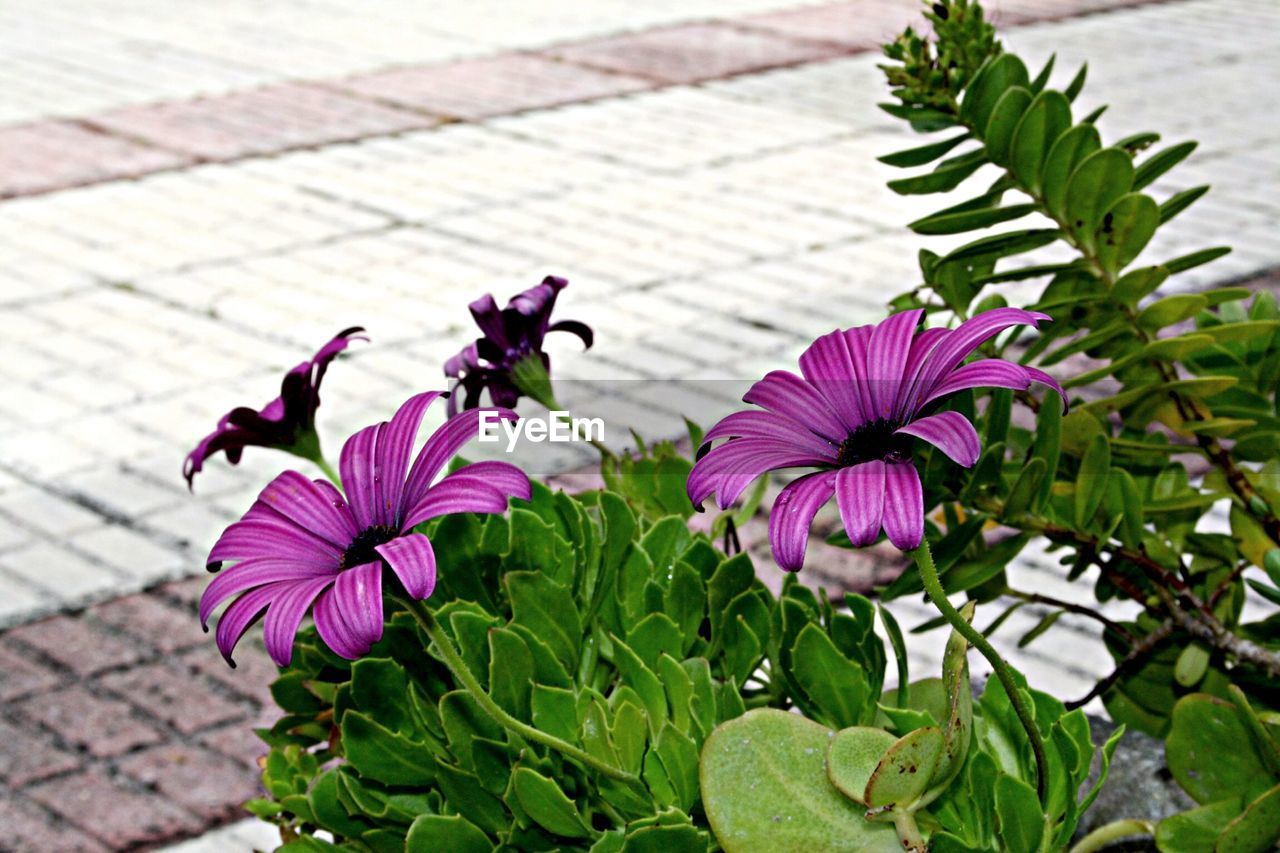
[876,0,1280,848]
[244,443,908,851]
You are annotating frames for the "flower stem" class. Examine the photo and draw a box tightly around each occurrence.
[313,456,341,487]
[1067,819,1155,853]
[890,809,926,853]
[396,595,642,787]
[911,539,1050,805]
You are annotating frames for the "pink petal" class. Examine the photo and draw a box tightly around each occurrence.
[768,470,837,572]
[401,408,517,511]
[835,461,886,547]
[401,461,530,530]
[200,558,337,628]
[375,392,445,527]
[701,410,836,458]
[313,562,384,660]
[339,423,381,530]
[376,533,437,600]
[882,462,924,550]
[866,309,923,419]
[799,330,866,430]
[896,411,982,468]
[744,370,848,444]
[256,470,358,547]
[262,577,334,667]
[688,438,831,510]
[208,510,341,569]
[214,585,278,667]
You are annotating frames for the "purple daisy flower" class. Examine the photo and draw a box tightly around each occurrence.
[199,391,531,667]
[445,275,592,414]
[688,308,1065,570]
[184,327,367,487]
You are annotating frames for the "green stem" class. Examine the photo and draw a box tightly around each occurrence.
[911,539,1050,804]
[1068,819,1155,853]
[397,595,642,787]
[890,809,926,853]
[313,456,341,487]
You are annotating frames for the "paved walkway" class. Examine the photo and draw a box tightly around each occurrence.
[1,0,1278,849]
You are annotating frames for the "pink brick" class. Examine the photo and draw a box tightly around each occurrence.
[14,685,164,758]
[0,795,106,853]
[99,661,248,736]
[0,121,192,199]
[4,616,145,677]
[180,642,278,705]
[740,0,925,50]
[90,593,204,654]
[340,54,652,120]
[551,23,848,85]
[0,641,63,702]
[89,83,440,162]
[27,768,202,850]
[0,718,79,788]
[118,743,261,822]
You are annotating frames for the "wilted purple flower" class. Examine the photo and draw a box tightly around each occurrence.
[200,391,530,667]
[445,275,592,414]
[688,308,1064,570]
[184,328,366,487]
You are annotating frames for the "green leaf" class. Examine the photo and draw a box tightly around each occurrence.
[878,603,910,706]
[1009,90,1072,193]
[1156,799,1241,852]
[700,709,902,852]
[1137,294,1209,333]
[1029,53,1055,93]
[826,726,896,805]
[1002,457,1045,520]
[1167,694,1274,805]
[1160,185,1210,224]
[506,571,582,670]
[994,774,1044,852]
[1113,265,1169,303]
[1174,643,1211,688]
[1017,610,1062,648]
[341,712,438,787]
[1115,131,1160,154]
[1133,140,1197,190]
[1163,246,1231,275]
[790,623,873,728]
[611,636,668,733]
[909,203,1038,236]
[1217,783,1280,853]
[962,53,1031,135]
[532,684,581,743]
[864,726,945,808]
[511,766,594,839]
[984,86,1033,165]
[940,228,1061,265]
[1063,63,1088,101]
[1043,124,1102,220]
[1095,192,1159,276]
[406,815,491,853]
[888,155,986,196]
[879,132,971,168]
[1064,148,1134,251]
[1074,434,1111,528]
[488,627,533,719]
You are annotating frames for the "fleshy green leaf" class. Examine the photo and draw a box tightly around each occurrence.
[1064,148,1134,251]
[1009,90,1072,193]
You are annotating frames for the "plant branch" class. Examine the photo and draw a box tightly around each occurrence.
[397,595,644,787]
[1005,588,1136,643]
[1066,619,1173,710]
[912,539,1050,804]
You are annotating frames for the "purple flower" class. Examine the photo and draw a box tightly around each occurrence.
[184,328,367,488]
[688,308,1065,570]
[445,275,592,414]
[200,391,531,667]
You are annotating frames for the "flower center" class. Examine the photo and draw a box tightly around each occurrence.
[341,525,398,570]
[836,418,911,467]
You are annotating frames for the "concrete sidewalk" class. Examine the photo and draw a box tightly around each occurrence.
[1,0,1278,848]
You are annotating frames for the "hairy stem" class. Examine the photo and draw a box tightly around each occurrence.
[397,595,643,786]
[1068,819,1156,853]
[912,539,1050,804]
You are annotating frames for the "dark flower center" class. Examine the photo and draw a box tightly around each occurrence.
[342,525,398,570]
[837,418,911,467]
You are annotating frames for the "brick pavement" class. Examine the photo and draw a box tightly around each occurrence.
[0,0,1278,848]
